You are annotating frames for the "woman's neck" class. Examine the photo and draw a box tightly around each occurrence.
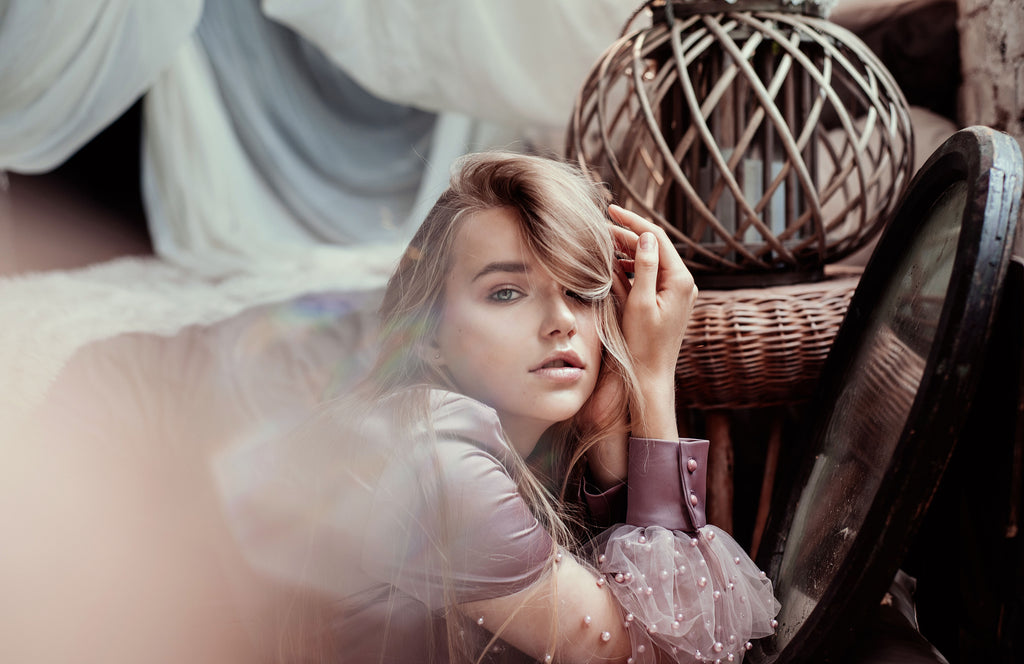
[498,418,548,458]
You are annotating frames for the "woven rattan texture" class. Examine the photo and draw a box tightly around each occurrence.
[677,274,859,408]
[568,8,914,277]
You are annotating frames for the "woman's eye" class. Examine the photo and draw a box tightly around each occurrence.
[489,288,521,302]
[566,290,592,304]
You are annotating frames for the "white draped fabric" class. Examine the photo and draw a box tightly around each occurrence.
[261,0,633,128]
[1,0,633,275]
[0,0,202,173]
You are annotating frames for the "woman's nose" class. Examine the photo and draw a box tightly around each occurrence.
[543,294,577,338]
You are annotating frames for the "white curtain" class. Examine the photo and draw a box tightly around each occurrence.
[262,0,633,129]
[0,0,202,173]
[1,0,634,274]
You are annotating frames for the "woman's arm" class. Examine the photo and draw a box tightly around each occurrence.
[461,556,634,663]
[455,433,776,664]
[461,437,708,664]
[608,204,697,441]
[581,205,698,490]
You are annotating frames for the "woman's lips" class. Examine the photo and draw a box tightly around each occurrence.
[530,365,586,383]
[530,350,586,382]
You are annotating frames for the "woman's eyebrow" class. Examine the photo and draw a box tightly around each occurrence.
[472,261,529,282]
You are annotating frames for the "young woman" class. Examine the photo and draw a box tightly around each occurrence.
[223,152,779,663]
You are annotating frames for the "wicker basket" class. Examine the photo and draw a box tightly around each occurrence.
[677,271,860,408]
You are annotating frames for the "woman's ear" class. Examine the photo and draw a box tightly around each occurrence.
[419,341,445,368]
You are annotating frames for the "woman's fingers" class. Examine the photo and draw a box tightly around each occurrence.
[629,230,661,304]
[608,205,694,299]
[608,205,683,274]
[608,205,693,303]
[606,204,699,366]
[609,223,639,259]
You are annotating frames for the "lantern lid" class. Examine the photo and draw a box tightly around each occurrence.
[651,0,838,19]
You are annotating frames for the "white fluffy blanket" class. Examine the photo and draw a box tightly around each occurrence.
[0,252,394,423]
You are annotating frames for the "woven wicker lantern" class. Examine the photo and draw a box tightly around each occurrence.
[568,0,914,288]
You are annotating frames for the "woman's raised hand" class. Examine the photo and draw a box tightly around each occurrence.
[608,204,698,440]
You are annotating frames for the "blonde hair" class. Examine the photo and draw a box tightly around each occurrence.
[354,152,642,662]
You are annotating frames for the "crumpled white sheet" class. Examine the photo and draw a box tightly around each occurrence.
[139,31,497,276]
[0,253,393,423]
[261,0,633,129]
[0,0,635,274]
[0,0,202,173]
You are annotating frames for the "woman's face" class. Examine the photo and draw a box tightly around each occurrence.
[432,207,604,455]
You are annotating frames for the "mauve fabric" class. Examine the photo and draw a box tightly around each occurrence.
[220,390,553,662]
[360,393,554,609]
[626,437,709,531]
[219,389,758,662]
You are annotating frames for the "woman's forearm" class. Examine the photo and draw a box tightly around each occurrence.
[630,374,679,442]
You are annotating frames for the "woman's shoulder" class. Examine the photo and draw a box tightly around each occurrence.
[428,389,502,434]
[377,387,508,456]
[423,389,508,456]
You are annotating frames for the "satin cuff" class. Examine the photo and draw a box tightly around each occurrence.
[625,437,709,532]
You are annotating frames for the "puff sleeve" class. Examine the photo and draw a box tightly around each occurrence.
[596,437,780,663]
[360,393,555,608]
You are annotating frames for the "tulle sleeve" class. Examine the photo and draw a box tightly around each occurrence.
[596,437,781,663]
